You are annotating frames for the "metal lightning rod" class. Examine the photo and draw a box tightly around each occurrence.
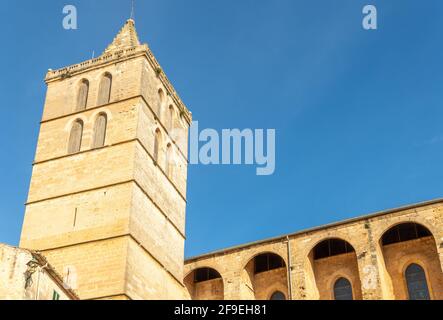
[130,0,135,20]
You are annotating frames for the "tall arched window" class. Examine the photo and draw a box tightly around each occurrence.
[154,129,162,163]
[97,73,112,106]
[405,264,430,300]
[68,119,84,154]
[157,89,165,119]
[76,79,89,111]
[92,113,107,148]
[270,291,286,300]
[165,143,173,178]
[334,277,353,300]
[168,105,175,131]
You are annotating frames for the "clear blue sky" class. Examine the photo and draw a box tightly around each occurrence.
[1,1,442,258]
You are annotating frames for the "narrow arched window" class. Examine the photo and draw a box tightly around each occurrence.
[157,89,165,119]
[97,73,112,106]
[92,113,107,148]
[76,79,89,111]
[68,120,83,154]
[405,264,430,300]
[154,129,162,163]
[165,143,173,177]
[168,105,175,131]
[270,291,286,300]
[334,278,353,300]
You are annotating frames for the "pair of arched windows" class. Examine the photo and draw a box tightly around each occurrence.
[68,114,108,154]
[154,129,174,178]
[331,263,430,300]
[157,89,178,132]
[76,73,112,111]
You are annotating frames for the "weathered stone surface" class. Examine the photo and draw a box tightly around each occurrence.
[0,244,77,300]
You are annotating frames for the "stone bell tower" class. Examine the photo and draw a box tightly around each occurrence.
[20,19,191,300]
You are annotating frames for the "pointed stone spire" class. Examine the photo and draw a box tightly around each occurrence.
[102,19,141,55]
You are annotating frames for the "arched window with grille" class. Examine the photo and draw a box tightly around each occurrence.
[92,113,107,148]
[68,119,84,154]
[76,79,89,111]
[270,291,286,300]
[334,277,353,300]
[405,264,430,300]
[97,73,112,106]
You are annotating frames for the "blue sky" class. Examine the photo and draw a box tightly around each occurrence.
[1,1,443,258]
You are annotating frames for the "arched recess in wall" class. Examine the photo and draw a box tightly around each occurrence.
[154,129,162,164]
[92,113,107,148]
[157,89,165,120]
[97,73,112,106]
[242,252,288,300]
[168,105,176,132]
[165,143,173,178]
[68,119,84,154]
[308,238,362,300]
[184,267,224,300]
[380,222,443,300]
[76,79,89,111]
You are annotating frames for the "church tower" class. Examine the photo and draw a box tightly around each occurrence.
[20,20,191,300]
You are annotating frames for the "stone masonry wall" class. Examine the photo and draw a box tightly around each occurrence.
[184,200,443,300]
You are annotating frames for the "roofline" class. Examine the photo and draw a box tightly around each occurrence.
[31,251,80,300]
[185,197,443,263]
[32,250,80,300]
[0,243,79,299]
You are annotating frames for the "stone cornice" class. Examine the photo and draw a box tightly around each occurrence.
[45,45,192,125]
